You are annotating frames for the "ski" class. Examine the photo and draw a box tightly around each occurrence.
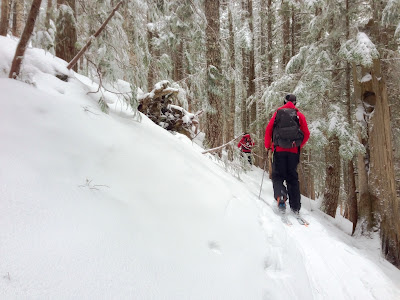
[292,213,309,226]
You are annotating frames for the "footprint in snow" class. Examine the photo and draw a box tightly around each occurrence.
[208,241,222,254]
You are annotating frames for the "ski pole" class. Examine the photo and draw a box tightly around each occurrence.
[258,157,267,199]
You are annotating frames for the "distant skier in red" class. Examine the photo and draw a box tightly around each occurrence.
[238,132,255,165]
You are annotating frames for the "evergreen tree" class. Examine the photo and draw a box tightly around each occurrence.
[204,0,223,150]
[55,1,77,71]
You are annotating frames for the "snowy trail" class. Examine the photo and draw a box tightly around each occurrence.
[242,168,400,300]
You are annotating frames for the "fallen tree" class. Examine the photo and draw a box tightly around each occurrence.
[138,80,202,139]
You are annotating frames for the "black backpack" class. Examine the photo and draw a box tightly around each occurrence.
[244,136,251,147]
[272,108,304,149]
[241,136,251,150]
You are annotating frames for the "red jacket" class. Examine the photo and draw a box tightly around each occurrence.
[264,102,310,153]
[238,134,255,153]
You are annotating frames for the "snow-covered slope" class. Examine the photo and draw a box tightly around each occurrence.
[1,36,400,299]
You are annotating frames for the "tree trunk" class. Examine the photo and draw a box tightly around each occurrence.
[266,0,273,85]
[241,0,248,133]
[367,60,400,267]
[45,0,54,28]
[0,0,9,36]
[260,0,266,84]
[321,9,343,219]
[174,41,184,82]
[322,135,341,217]
[9,0,43,79]
[299,150,314,200]
[353,64,374,231]
[226,4,235,160]
[354,58,400,266]
[281,0,290,66]
[247,0,256,140]
[256,0,268,168]
[266,0,273,178]
[204,0,223,150]
[56,0,77,70]
[12,0,24,37]
[291,3,300,56]
[344,0,358,235]
[147,11,154,90]
[347,160,357,234]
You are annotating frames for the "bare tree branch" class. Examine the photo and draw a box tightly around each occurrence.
[67,1,124,70]
[202,135,242,154]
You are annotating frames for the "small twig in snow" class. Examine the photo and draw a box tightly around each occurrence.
[79,178,110,190]
[82,106,100,115]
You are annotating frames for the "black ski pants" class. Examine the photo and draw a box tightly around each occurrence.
[241,151,252,165]
[272,151,301,212]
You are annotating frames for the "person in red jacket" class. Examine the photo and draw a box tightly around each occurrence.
[238,132,255,165]
[264,94,310,214]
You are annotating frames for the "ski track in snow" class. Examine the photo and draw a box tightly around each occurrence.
[242,168,400,300]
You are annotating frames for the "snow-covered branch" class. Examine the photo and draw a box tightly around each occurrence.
[201,136,242,154]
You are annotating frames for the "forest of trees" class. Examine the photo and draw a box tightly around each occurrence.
[1,0,400,268]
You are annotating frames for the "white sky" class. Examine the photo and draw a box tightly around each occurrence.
[1,36,400,299]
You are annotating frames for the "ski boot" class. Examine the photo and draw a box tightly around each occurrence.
[277,195,286,213]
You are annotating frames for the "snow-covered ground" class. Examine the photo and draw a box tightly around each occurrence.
[1,36,400,299]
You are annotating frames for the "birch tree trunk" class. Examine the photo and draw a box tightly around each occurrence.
[204,0,223,150]
[9,0,43,79]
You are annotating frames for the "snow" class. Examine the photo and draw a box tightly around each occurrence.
[1,36,400,299]
[361,73,372,83]
[339,32,379,67]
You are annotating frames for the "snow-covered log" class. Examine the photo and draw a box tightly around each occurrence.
[138,81,202,139]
